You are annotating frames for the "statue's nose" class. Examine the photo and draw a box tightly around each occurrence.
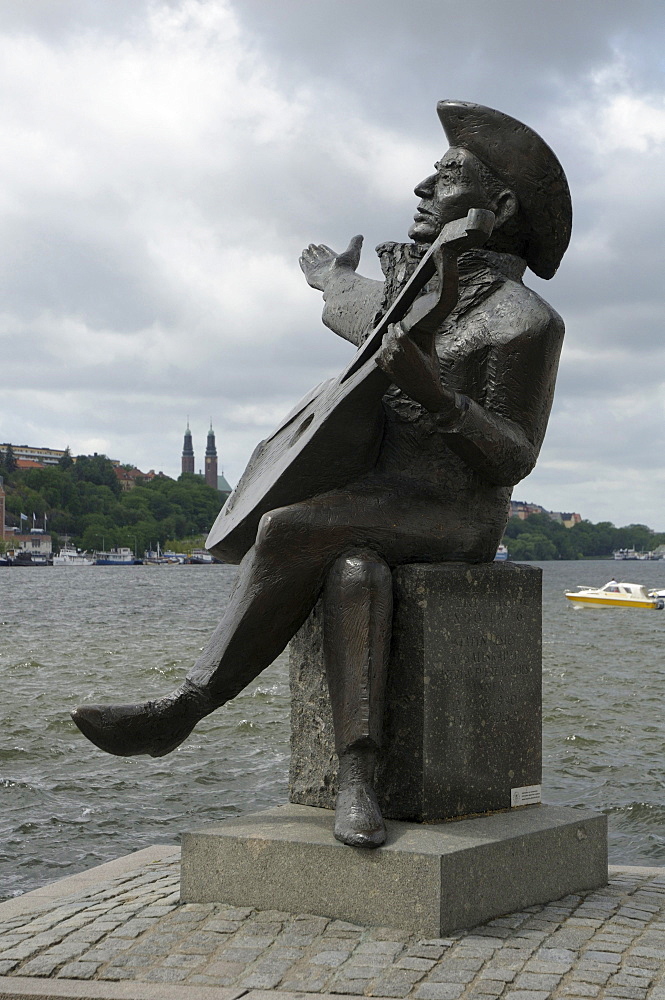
[414,173,436,198]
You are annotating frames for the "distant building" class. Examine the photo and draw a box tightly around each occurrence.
[0,476,5,540]
[1,444,121,470]
[114,466,159,492]
[510,500,546,520]
[510,500,581,528]
[205,422,218,490]
[181,422,195,475]
[0,443,66,467]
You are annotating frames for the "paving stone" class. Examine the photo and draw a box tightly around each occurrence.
[237,971,286,989]
[202,919,244,933]
[429,968,477,984]
[175,930,227,953]
[42,940,90,961]
[346,953,392,969]
[369,972,424,996]
[102,967,140,980]
[214,945,265,962]
[582,949,622,964]
[396,957,437,971]
[629,946,665,958]
[612,972,654,986]
[468,983,507,997]
[569,968,613,984]
[440,957,485,972]
[0,959,20,974]
[310,950,354,967]
[603,988,648,999]
[513,972,562,990]
[560,986,600,997]
[160,952,207,968]
[502,992,550,1000]
[56,961,102,979]
[477,967,517,982]
[329,977,371,994]
[339,965,375,980]
[407,944,448,960]
[280,970,331,991]
[413,985,465,1000]
[143,966,191,982]
[547,928,596,948]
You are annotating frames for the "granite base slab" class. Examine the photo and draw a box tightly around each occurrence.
[180,802,607,936]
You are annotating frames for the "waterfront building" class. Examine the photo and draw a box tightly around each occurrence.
[181,422,195,475]
[10,531,53,557]
[205,422,218,490]
[0,477,5,540]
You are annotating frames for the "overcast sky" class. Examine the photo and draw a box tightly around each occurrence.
[1,0,664,529]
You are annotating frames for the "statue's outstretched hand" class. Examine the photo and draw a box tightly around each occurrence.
[299,235,363,291]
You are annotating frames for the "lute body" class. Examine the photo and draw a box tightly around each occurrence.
[206,209,494,563]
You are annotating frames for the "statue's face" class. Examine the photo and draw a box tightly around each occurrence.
[408,147,494,242]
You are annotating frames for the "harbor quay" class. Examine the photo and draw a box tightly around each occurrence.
[1,847,665,1000]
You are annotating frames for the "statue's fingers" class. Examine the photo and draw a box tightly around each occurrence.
[337,234,364,270]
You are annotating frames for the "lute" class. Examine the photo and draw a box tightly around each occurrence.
[206,208,494,563]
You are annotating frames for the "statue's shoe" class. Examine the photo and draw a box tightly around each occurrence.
[333,783,386,849]
[71,681,213,758]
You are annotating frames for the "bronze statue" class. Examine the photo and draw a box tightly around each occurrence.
[72,101,572,850]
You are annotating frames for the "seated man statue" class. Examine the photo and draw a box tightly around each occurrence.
[72,101,572,850]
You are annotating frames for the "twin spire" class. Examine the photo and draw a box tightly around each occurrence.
[182,420,217,489]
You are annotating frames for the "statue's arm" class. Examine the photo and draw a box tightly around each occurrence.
[300,236,386,347]
[443,314,565,486]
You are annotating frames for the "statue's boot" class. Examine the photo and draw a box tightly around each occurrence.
[334,746,386,848]
[323,550,392,849]
[71,680,215,758]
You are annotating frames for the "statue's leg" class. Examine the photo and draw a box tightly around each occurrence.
[71,502,361,758]
[323,551,391,848]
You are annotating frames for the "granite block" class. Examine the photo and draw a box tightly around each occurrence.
[289,562,542,820]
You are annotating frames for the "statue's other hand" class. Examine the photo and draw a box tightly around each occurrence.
[378,323,458,419]
[299,235,363,291]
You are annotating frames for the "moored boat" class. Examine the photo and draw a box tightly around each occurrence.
[94,547,143,566]
[565,580,664,610]
[53,546,94,566]
[494,544,509,561]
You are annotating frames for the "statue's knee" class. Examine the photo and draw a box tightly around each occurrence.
[329,550,392,600]
[256,508,290,550]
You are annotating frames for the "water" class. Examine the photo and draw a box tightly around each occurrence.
[1,560,665,901]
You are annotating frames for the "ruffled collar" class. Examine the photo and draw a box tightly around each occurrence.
[375,242,526,323]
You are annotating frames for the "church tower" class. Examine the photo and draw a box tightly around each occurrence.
[181,421,194,475]
[205,422,218,490]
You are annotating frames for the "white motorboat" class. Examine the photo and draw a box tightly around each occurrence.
[565,580,665,610]
[52,546,94,566]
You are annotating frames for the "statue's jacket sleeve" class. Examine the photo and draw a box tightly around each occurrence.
[321,245,564,495]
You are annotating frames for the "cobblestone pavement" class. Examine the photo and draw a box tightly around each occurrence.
[2,855,665,999]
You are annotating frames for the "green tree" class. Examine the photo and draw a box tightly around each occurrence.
[58,446,74,470]
[3,444,17,474]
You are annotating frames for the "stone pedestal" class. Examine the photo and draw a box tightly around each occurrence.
[289,562,542,821]
[181,803,608,936]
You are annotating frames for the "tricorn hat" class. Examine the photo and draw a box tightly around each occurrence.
[437,100,572,279]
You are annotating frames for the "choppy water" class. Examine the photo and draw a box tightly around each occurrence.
[1,559,665,901]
